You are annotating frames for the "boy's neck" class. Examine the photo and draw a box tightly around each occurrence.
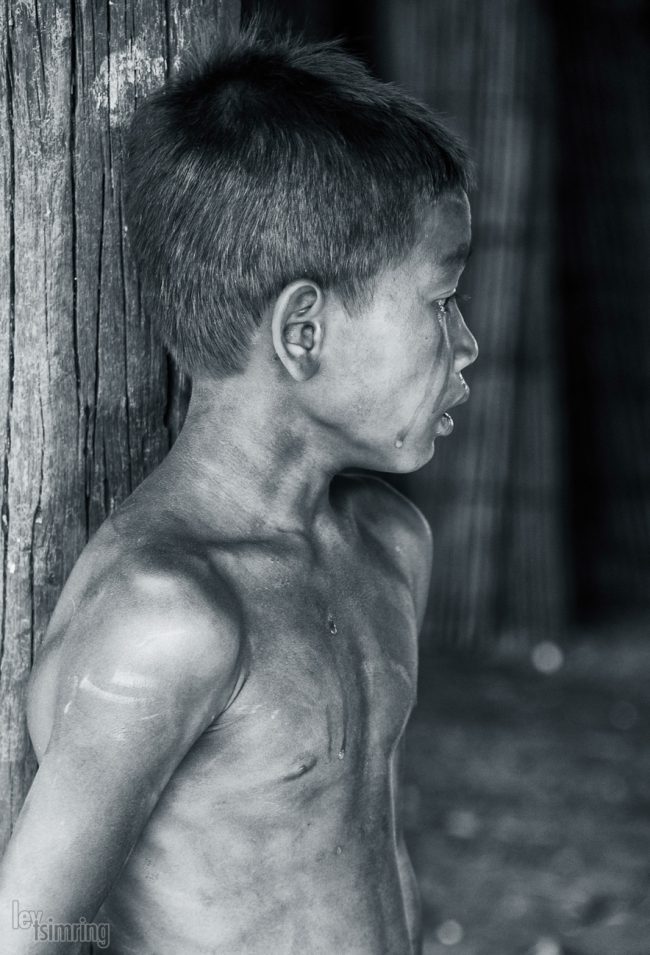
[157,374,340,539]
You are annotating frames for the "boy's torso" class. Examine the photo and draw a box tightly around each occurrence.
[28,474,424,954]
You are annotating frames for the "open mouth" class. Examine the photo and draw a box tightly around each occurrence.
[435,382,471,437]
[435,411,454,436]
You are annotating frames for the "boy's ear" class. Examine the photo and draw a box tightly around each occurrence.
[271,280,325,382]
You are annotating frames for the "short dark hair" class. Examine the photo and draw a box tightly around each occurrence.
[125,18,473,375]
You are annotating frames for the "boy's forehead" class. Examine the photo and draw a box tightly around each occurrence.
[410,192,472,283]
[417,192,471,259]
[368,192,471,297]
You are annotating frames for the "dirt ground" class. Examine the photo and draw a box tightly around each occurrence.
[403,624,650,955]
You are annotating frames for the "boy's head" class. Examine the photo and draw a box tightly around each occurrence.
[126,19,478,472]
[125,19,473,374]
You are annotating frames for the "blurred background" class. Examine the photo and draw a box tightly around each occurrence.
[246,0,650,649]
[1,1,648,952]
[240,2,650,953]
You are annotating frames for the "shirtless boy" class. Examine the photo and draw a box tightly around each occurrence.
[0,22,477,955]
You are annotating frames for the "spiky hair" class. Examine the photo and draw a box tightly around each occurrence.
[125,18,473,375]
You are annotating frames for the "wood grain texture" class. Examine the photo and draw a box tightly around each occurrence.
[377,0,567,648]
[0,0,240,852]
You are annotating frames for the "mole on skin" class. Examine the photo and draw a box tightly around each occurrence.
[0,197,476,953]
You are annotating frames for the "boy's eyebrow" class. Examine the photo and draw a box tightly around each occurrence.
[438,242,472,268]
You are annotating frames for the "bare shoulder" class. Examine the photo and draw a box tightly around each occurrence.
[31,521,245,754]
[15,525,247,923]
[338,470,432,557]
[336,471,433,623]
[81,536,237,657]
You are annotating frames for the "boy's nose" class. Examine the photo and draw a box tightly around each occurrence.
[454,316,479,372]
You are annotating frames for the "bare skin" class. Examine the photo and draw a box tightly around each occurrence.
[0,190,477,954]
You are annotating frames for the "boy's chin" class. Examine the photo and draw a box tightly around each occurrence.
[382,436,437,474]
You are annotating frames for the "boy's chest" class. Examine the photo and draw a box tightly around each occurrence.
[187,559,419,801]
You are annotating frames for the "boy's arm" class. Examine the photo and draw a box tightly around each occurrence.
[366,476,429,953]
[0,570,242,954]
[391,489,429,953]
[395,732,424,955]
[350,473,433,632]
[400,496,433,637]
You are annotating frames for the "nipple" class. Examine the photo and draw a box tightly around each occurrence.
[394,439,403,449]
[327,614,338,635]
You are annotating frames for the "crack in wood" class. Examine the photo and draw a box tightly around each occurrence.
[69,0,81,425]
[29,393,46,668]
[117,192,133,493]
[1,0,16,677]
[89,168,106,530]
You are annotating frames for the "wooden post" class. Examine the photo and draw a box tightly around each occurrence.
[376,0,568,649]
[0,0,240,853]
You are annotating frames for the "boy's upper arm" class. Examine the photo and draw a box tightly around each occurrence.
[351,473,433,632]
[0,566,243,937]
[385,483,433,633]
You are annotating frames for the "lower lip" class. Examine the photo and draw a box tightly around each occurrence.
[435,412,454,436]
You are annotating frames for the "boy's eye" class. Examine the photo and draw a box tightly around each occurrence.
[433,291,471,316]
[433,291,457,316]
[435,294,455,314]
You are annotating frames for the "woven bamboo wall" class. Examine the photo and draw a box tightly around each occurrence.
[375,0,568,649]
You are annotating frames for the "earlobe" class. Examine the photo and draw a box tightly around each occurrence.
[271,280,324,382]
